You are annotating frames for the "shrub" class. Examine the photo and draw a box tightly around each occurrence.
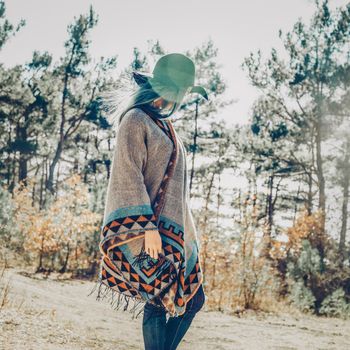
[319,288,350,319]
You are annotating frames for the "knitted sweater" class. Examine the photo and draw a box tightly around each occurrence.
[97,106,204,318]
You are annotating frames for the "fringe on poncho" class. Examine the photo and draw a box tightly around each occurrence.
[88,107,204,319]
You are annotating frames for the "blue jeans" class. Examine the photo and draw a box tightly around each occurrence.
[142,284,206,350]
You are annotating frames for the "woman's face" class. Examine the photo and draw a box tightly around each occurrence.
[152,97,175,113]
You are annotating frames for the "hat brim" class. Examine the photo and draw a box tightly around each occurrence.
[189,86,209,101]
[132,70,209,103]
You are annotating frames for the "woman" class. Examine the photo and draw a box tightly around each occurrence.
[96,53,209,350]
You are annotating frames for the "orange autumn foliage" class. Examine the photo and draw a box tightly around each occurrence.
[12,174,101,271]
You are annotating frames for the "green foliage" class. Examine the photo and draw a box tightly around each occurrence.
[63,5,98,74]
[27,51,52,70]
[319,288,350,319]
[288,239,322,277]
[286,239,322,313]
[0,183,25,266]
[0,184,16,246]
[285,234,350,317]
[0,5,118,197]
[0,0,25,50]
[241,0,350,230]
[289,280,316,313]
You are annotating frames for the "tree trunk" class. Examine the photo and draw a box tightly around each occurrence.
[201,172,215,280]
[339,140,350,256]
[266,175,274,237]
[36,236,45,273]
[189,100,199,194]
[306,172,313,215]
[315,121,326,231]
[17,123,28,185]
[260,175,274,258]
[216,173,221,226]
[47,133,64,194]
[46,72,69,194]
[59,243,71,273]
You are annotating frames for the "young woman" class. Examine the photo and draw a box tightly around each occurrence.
[97,53,209,350]
[140,96,206,350]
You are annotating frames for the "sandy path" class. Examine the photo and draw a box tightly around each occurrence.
[0,267,349,350]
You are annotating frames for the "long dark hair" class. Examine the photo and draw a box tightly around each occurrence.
[120,85,180,122]
[101,74,181,129]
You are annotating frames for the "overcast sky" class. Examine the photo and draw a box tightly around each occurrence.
[1,0,348,127]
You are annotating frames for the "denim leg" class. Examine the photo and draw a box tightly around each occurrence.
[142,301,167,350]
[164,284,205,350]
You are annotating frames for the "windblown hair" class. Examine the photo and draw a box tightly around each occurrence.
[100,73,180,130]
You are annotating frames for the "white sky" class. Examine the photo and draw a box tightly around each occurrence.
[1,0,348,127]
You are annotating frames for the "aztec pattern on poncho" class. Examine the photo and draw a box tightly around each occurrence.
[89,107,204,319]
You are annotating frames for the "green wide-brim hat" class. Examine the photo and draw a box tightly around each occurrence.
[132,53,209,104]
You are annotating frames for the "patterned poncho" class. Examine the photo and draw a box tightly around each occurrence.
[90,106,204,319]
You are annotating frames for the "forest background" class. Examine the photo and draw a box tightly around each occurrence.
[1,0,350,322]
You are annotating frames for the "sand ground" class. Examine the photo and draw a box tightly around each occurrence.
[0,267,350,350]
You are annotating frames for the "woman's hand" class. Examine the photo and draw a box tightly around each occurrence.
[145,229,163,259]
